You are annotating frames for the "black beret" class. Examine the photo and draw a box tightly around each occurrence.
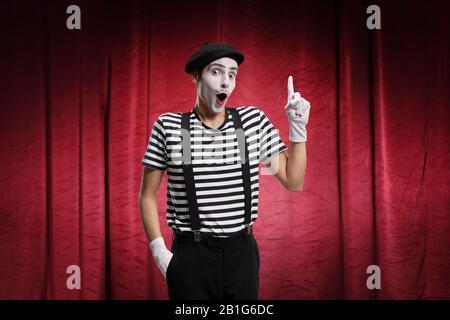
[184,42,244,74]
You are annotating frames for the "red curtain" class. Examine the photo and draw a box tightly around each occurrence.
[1,0,449,299]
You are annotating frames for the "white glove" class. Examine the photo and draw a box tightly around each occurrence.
[284,75,311,142]
[149,236,173,279]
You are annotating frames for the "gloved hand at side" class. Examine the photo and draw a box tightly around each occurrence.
[149,236,173,279]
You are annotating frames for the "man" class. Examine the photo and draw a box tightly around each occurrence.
[138,43,310,300]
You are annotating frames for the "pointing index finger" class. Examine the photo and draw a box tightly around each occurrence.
[287,76,294,100]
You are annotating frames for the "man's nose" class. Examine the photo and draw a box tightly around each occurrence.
[220,76,229,88]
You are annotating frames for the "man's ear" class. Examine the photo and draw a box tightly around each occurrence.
[191,71,200,84]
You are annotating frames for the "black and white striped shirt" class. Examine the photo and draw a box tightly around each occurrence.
[141,106,287,237]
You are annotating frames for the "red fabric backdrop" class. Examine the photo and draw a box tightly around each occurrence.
[0,0,449,299]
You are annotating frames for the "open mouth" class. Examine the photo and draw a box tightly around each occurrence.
[216,93,227,105]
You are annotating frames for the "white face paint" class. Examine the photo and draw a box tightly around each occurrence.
[197,57,238,113]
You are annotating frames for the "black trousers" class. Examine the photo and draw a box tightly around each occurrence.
[166,229,260,300]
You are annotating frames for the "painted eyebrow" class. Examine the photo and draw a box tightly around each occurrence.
[209,63,238,72]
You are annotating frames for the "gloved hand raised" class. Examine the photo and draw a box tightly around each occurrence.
[149,236,173,279]
[284,75,311,142]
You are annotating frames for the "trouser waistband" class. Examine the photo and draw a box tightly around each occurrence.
[172,225,253,245]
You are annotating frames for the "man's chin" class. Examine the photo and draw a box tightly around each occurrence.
[211,104,226,113]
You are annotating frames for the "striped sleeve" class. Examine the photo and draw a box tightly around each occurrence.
[259,109,288,165]
[141,115,168,170]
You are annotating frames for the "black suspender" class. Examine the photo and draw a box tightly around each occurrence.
[228,108,252,230]
[180,107,252,242]
[181,112,202,242]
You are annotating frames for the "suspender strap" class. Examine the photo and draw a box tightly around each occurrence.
[228,108,252,228]
[181,112,202,241]
[181,108,252,241]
